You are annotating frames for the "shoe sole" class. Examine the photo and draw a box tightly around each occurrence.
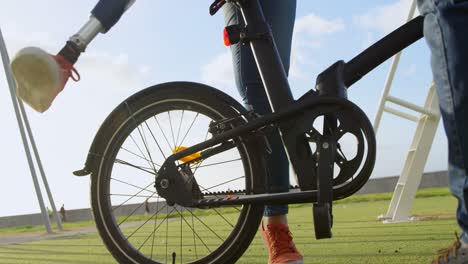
[11,47,59,112]
[274,260,304,264]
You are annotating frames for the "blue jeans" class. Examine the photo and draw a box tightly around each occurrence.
[224,1,297,216]
[418,0,468,242]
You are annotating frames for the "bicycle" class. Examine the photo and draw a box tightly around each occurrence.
[72,0,424,263]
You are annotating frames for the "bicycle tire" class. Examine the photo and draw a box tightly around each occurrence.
[90,82,265,264]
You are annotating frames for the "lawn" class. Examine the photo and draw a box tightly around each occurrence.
[0,189,459,263]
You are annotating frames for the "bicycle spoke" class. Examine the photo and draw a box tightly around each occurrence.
[178,113,199,148]
[121,146,161,168]
[210,208,234,228]
[168,111,177,149]
[188,210,225,242]
[181,129,211,190]
[143,119,169,161]
[175,110,185,147]
[150,196,160,259]
[192,211,198,258]
[111,178,155,195]
[111,181,155,213]
[118,191,157,226]
[114,159,156,176]
[175,127,211,190]
[111,194,155,198]
[173,206,211,253]
[129,134,154,170]
[191,130,211,176]
[135,122,159,171]
[127,202,169,250]
[124,102,158,174]
[134,206,176,253]
[195,158,242,169]
[128,203,168,243]
[204,176,245,192]
[154,116,174,152]
[180,207,183,264]
[166,206,170,264]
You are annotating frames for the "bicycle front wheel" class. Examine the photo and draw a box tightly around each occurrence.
[90,82,265,264]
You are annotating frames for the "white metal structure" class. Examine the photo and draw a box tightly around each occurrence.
[374,0,442,223]
[0,27,63,233]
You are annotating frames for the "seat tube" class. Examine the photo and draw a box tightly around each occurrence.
[238,0,295,112]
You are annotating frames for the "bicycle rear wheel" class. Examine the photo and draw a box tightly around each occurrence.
[91,82,265,264]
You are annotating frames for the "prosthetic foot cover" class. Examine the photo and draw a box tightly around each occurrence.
[11,47,79,113]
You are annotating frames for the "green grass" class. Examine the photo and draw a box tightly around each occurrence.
[0,187,452,235]
[0,209,243,236]
[335,187,451,204]
[0,220,96,235]
[0,188,459,263]
[253,196,458,264]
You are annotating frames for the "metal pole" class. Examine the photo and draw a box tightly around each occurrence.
[17,100,63,231]
[0,26,53,233]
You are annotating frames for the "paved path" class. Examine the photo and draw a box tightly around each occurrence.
[0,220,161,245]
[0,225,98,245]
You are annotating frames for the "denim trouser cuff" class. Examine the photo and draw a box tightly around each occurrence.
[264,205,288,217]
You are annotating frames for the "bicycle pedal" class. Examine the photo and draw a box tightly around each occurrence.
[313,203,333,239]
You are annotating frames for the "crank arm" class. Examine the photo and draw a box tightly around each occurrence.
[314,134,336,239]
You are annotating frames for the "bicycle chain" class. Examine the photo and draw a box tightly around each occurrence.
[202,185,300,196]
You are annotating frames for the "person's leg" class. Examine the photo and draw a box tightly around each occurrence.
[224,2,302,264]
[11,0,135,112]
[418,0,468,262]
[224,0,295,219]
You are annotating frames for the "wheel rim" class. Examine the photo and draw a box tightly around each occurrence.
[96,99,258,263]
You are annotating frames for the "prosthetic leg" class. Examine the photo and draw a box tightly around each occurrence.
[11,0,135,112]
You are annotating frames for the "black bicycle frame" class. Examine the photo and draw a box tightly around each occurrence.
[77,0,425,208]
[161,0,424,202]
[239,0,424,193]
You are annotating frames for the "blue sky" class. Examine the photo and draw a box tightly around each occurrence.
[0,0,447,217]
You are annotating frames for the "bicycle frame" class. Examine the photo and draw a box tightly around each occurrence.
[78,0,424,208]
[154,0,424,204]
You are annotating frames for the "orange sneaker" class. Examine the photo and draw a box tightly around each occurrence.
[261,222,304,264]
[11,47,80,113]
